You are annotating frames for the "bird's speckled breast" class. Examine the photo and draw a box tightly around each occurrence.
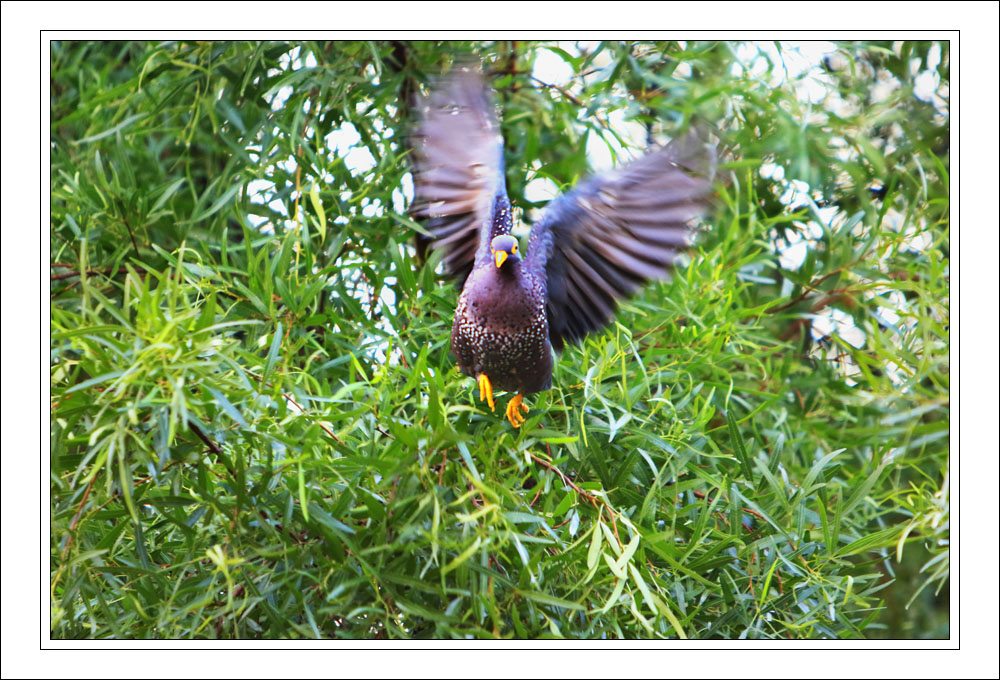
[451,263,553,394]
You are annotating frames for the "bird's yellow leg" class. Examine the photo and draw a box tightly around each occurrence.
[505,393,530,428]
[476,374,495,412]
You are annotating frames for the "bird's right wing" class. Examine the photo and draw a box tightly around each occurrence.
[409,67,505,287]
[526,130,716,351]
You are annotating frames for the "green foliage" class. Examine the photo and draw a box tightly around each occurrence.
[50,40,949,639]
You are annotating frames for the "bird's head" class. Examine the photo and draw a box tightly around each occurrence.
[490,234,521,269]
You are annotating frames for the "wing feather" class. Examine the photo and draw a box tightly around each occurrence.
[409,67,503,286]
[526,130,716,350]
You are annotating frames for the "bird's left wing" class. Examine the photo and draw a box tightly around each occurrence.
[526,131,716,351]
[410,67,505,287]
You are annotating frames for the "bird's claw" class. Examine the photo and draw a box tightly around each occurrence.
[477,374,495,411]
[505,393,529,428]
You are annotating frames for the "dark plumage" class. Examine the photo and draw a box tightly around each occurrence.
[410,66,715,427]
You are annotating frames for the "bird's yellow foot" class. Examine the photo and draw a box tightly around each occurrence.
[505,393,530,428]
[477,373,495,412]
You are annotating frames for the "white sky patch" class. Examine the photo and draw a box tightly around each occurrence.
[534,41,615,92]
[523,174,561,224]
[245,143,262,164]
[811,307,866,350]
[279,45,300,70]
[764,160,839,273]
[911,43,949,117]
[773,218,822,271]
[913,69,940,101]
[870,69,901,104]
[524,175,560,204]
[380,279,397,318]
[586,106,648,172]
[573,40,603,59]
[246,177,287,231]
[866,285,913,331]
[276,154,297,175]
[361,198,383,218]
[534,42,647,175]
[326,122,377,176]
[760,162,785,182]
[732,41,837,104]
[777,239,809,271]
[344,146,377,176]
[882,207,934,253]
[810,343,864,387]
[393,172,414,214]
[778,178,812,207]
[533,47,575,86]
[926,42,942,71]
[586,130,616,173]
[326,122,361,152]
[269,85,293,111]
[809,307,866,386]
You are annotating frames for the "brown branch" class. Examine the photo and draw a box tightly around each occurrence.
[528,483,544,508]
[189,419,223,456]
[693,487,767,525]
[438,448,447,486]
[530,75,583,107]
[60,477,95,560]
[282,392,345,446]
[51,279,82,299]
[529,452,599,509]
[51,268,112,282]
[765,268,846,316]
[609,512,623,548]
[238,367,347,448]
[121,214,140,256]
[188,420,237,479]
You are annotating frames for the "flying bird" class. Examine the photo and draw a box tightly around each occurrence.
[410,66,715,428]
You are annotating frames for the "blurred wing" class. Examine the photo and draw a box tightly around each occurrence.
[409,67,504,286]
[526,131,716,351]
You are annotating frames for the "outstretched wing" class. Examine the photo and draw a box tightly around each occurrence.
[409,66,505,286]
[526,131,716,351]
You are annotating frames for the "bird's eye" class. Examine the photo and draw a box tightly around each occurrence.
[512,243,518,253]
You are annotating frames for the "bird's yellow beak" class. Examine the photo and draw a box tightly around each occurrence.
[494,250,508,268]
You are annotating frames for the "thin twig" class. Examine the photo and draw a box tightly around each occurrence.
[438,448,447,486]
[282,392,345,446]
[121,214,140,257]
[528,483,543,508]
[609,512,623,548]
[60,478,95,560]
[530,75,582,107]
[189,420,223,455]
[51,268,112,282]
[765,268,846,316]
[188,420,237,478]
[51,279,82,299]
[528,452,598,508]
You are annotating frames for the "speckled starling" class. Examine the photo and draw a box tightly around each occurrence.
[410,66,715,427]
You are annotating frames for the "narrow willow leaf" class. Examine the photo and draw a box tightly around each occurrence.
[262,322,283,384]
[586,522,603,570]
[309,183,326,242]
[441,536,482,575]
